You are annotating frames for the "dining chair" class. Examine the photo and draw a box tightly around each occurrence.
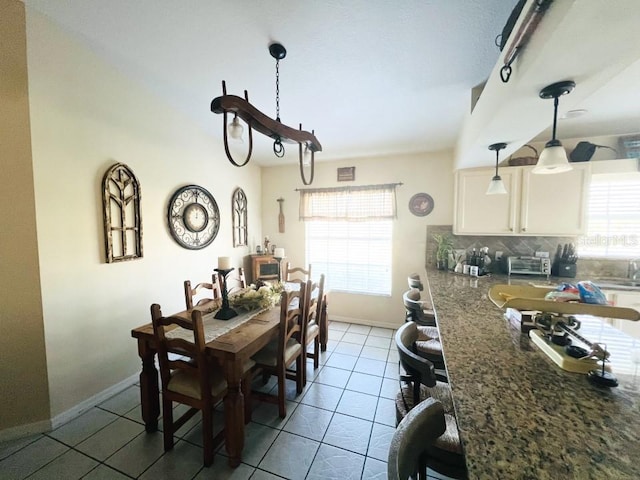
[388,397,447,480]
[302,274,325,384]
[402,289,436,327]
[150,303,227,466]
[251,284,307,418]
[184,274,222,310]
[407,273,424,291]
[394,321,467,479]
[284,262,312,284]
[227,267,248,294]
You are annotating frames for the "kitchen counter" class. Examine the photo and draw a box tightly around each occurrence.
[425,268,640,480]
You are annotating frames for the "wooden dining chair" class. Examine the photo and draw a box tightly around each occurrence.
[151,303,227,467]
[226,267,248,294]
[284,262,312,284]
[394,322,467,479]
[388,397,447,480]
[302,274,325,385]
[251,284,307,418]
[184,274,222,310]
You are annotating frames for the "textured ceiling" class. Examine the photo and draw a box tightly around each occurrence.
[23,0,518,165]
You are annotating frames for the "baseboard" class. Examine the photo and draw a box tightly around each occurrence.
[50,373,139,429]
[0,419,51,443]
[329,315,400,330]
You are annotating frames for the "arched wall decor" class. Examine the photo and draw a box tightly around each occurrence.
[232,187,248,247]
[102,163,143,262]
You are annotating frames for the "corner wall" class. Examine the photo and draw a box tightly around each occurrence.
[24,9,262,419]
[261,151,455,328]
[0,0,51,435]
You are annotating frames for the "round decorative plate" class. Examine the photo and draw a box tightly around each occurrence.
[168,185,220,249]
[408,193,434,217]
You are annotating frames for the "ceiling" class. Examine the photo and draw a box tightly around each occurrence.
[22,0,640,169]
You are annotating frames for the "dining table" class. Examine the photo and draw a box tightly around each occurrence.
[130,288,329,467]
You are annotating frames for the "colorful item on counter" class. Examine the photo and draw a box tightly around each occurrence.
[577,281,608,305]
[556,282,579,294]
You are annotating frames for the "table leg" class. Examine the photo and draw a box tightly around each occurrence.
[137,340,159,432]
[223,359,245,468]
[319,294,329,352]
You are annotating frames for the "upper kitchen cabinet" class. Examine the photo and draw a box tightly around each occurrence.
[454,163,590,236]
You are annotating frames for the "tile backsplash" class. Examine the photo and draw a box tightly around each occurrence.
[425,225,630,278]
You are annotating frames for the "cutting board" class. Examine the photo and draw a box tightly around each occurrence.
[488,284,640,321]
[528,330,610,374]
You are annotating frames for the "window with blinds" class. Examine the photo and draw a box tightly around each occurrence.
[579,173,640,257]
[299,184,397,296]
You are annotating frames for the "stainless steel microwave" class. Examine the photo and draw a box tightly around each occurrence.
[507,256,551,278]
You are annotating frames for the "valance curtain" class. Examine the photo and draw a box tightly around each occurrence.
[298,184,398,221]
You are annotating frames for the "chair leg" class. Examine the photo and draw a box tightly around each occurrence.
[202,407,214,467]
[277,366,287,418]
[313,337,320,369]
[161,396,174,452]
[296,354,304,395]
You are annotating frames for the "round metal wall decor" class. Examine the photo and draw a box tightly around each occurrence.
[168,185,220,249]
[408,193,435,217]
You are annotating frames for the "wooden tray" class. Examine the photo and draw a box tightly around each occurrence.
[488,284,640,321]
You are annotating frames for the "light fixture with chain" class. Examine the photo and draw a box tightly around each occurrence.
[211,43,321,185]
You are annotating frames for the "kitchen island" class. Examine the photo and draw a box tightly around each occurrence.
[425,268,640,480]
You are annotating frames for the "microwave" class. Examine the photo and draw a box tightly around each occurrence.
[507,256,551,278]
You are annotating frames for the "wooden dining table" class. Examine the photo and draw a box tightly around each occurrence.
[130,295,329,467]
[131,303,282,467]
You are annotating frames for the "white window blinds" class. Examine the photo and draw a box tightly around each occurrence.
[300,184,397,296]
[579,173,640,257]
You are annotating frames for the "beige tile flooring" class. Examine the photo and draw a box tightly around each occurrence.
[0,322,453,479]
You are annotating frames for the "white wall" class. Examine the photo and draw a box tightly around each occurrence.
[25,10,263,418]
[261,152,455,328]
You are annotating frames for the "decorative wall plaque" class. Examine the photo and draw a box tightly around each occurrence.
[337,166,355,182]
[232,187,248,247]
[408,192,435,217]
[102,163,143,263]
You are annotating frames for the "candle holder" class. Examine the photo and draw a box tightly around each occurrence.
[214,268,238,320]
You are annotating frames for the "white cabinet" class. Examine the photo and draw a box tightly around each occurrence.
[454,163,590,236]
[606,291,640,340]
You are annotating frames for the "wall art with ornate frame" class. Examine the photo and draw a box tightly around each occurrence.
[102,162,143,263]
[232,187,248,247]
[167,184,220,250]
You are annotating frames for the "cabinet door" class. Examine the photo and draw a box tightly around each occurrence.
[519,163,590,235]
[454,167,519,235]
[609,291,640,340]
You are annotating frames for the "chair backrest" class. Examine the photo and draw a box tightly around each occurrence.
[151,303,211,401]
[285,262,312,284]
[303,274,325,333]
[387,397,447,480]
[228,267,247,294]
[402,289,423,318]
[238,267,247,289]
[277,284,306,361]
[407,273,424,291]
[184,275,222,310]
[395,321,437,390]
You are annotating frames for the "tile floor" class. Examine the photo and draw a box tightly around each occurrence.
[0,322,453,480]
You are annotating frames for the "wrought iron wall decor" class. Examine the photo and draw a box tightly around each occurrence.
[232,187,248,247]
[168,185,220,250]
[102,163,143,263]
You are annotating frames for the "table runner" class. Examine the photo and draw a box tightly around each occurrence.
[167,307,266,344]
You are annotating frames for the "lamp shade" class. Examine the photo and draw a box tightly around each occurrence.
[228,116,244,142]
[486,176,508,195]
[532,140,573,174]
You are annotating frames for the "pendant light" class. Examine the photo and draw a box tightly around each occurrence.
[533,80,575,174]
[487,142,508,195]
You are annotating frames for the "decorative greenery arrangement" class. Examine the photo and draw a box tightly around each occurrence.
[432,233,454,269]
[229,281,284,311]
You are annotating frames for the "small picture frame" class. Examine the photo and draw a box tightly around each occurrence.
[337,167,355,182]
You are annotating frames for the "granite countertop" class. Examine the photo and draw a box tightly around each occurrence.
[425,268,640,480]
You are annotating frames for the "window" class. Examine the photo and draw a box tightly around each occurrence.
[299,184,397,296]
[579,172,640,258]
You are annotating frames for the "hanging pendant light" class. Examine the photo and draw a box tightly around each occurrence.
[533,80,575,174]
[228,113,244,143]
[487,142,508,195]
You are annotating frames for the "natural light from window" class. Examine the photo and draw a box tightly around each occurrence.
[579,172,640,258]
